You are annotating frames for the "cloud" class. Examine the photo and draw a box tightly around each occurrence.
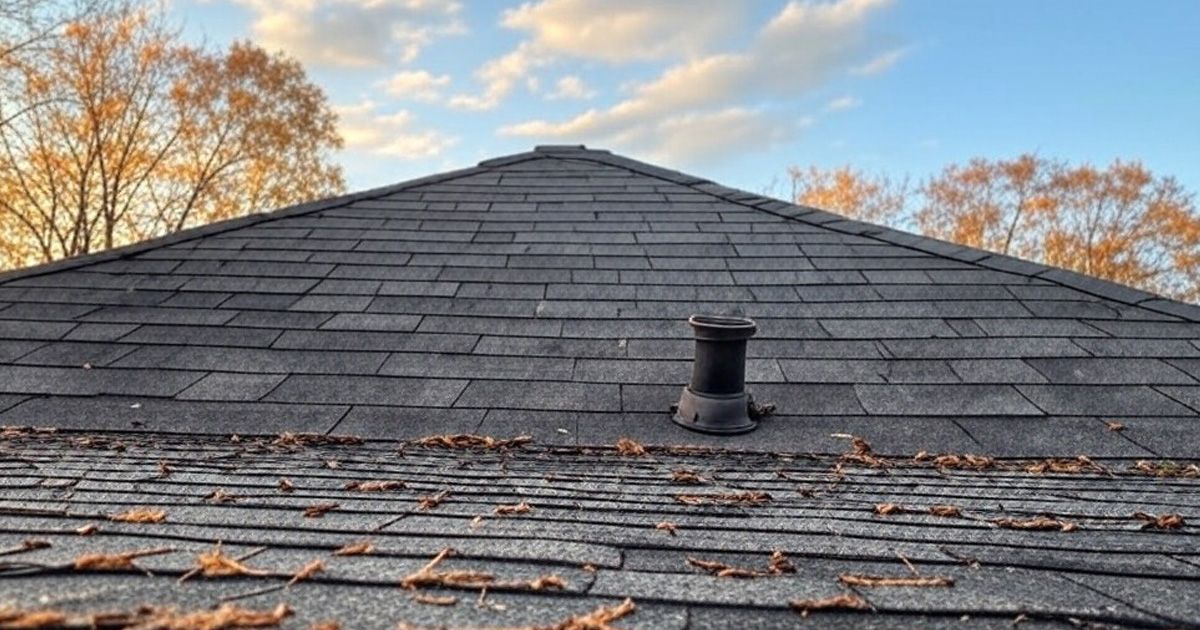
[383,69,451,102]
[851,46,908,75]
[448,0,747,111]
[334,100,457,158]
[500,0,747,62]
[500,0,895,163]
[234,0,465,68]
[546,75,595,100]
[824,95,862,112]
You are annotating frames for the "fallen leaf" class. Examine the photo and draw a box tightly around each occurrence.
[0,608,67,628]
[1024,456,1105,475]
[1131,460,1200,478]
[933,454,996,470]
[411,593,458,606]
[205,489,237,504]
[332,541,375,556]
[581,563,598,573]
[494,501,532,516]
[287,559,325,586]
[686,550,796,578]
[993,516,1078,532]
[73,547,173,571]
[309,621,341,630]
[411,434,532,450]
[654,521,678,536]
[1105,421,1125,432]
[192,542,269,578]
[554,598,635,629]
[273,432,363,447]
[277,478,295,493]
[156,460,172,478]
[789,592,869,617]
[303,503,339,518]
[674,492,770,507]
[1134,512,1185,530]
[838,573,954,587]
[469,516,484,530]
[928,505,963,518]
[344,480,405,492]
[615,437,647,456]
[874,503,906,516]
[417,491,448,511]
[670,469,706,485]
[155,603,292,628]
[75,523,98,536]
[109,508,166,524]
[836,435,890,468]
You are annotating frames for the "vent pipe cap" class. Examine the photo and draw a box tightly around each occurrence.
[673,314,758,435]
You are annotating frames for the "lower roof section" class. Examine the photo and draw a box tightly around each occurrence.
[0,431,1195,627]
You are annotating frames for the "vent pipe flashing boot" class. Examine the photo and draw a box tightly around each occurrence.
[673,314,758,434]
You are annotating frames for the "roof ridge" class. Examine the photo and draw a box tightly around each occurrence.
[0,163,495,287]
[540,147,1200,323]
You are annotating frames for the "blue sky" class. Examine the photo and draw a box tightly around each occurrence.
[173,0,1200,198]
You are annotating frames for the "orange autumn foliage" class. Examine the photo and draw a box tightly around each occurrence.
[790,157,1200,302]
[0,2,343,270]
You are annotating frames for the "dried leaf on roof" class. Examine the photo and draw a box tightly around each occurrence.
[0,607,66,628]
[0,539,51,557]
[157,460,173,478]
[332,541,375,556]
[73,547,173,571]
[835,435,890,469]
[552,597,635,630]
[400,548,493,591]
[205,488,237,504]
[154,602,292,629]
[417,490,449,511]
[494,501,532,516]
[654,521,678,536]
[273,432,363,447]
[412,434,532,450]
[109,507,167,523]
[0,603,292,630]
[615,437,647,456]
[75,523,98,536]
[344,479,406,492]
[1024,456,1106,475]
[670,469,706,485]
[189,542,270,579]
[789,592,869,617]
[277,478,295,493]
[287,559,325,587]
[309,621,341,630]
[993,516,1078,532]
[838,573,954,587]
[928,505,963,518]
[0,425,57,439]
[674,492,771,507]
[932,454,996,471]
[1105,421,1125,432]
[1131,460,1200,478]
[1134,512,1185,530]
[411,593,458,606]
[302,503,339,518]
[688,550,796,579]
[874,503,907,516]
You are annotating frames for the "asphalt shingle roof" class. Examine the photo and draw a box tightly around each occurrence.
[0,145,1197,627]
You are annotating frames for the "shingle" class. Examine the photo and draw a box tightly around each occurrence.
[119,325,281,347]
[779,359,958,384]
[0,340,40,362]
[114,346,387,374]
[883,337,1089,359]
[265,374,467,406]
[956,417,1153,457]
[218,293,301,310]
[0,320,77,340]
[948,359,1048,383]
[0,396,344,433]
[1075,338,1200,357]
[227,310,331,329]
[0,365,203,397]
[1025,358,1196,385]
[180,276,318,293]
[820,319,957,339]
[473,336,624,358]
[62,323,139,342]
[15,342,137,367]
[455,380,620,411]
[1018,385,1194,416]
[320,313,422,331]
[334,406,485,439]
[79,306,236,326]
[379,353,574,380]
[288,295,374,312]
[855,384,1042,416]
[177,373,287,401]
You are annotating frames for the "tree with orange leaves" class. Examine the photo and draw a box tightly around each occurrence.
[790,157,1200,302]
[0,2,344,269]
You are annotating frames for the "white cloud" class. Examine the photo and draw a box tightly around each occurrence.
[546,75,595,101]
[334,100,457,159]
[233,0,465,68]
[500,0,747,62]
[824,95,862,112]
[851,46,908,75]
[447,41,547,110]
[500,0,895,163]
[383,70,451,103]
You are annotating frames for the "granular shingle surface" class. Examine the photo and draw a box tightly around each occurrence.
[0,145,1198,627]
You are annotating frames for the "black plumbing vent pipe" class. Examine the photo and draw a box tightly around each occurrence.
[672,314,758,434]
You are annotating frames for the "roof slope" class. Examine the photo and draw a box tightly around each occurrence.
[0,145,1199,457]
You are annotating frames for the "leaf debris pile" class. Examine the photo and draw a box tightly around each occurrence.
[993,516,1078,532]
[185,542,269,580]
[1134,512,1185,530]
[494,501,532,516]
[344,479,406,492]
[685,551,795,579]
[417,491,449,511]
[0,602,292,629]
[73,547,173,572]
[669,469,706,485]
[399,547,567,593]
[272,432,363,448]
[614,438,647,456]
[1131,460,1200,478]
[109,508,167,524]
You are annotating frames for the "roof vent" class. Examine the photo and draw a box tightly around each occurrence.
[673,314,758,435]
